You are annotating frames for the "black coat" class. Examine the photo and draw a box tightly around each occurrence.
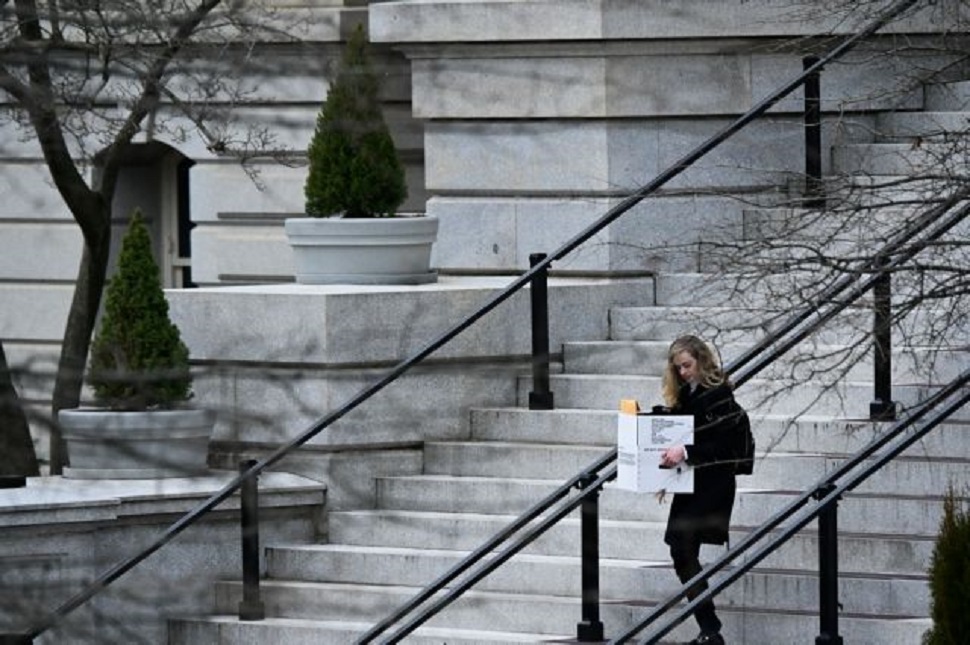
[663,383,745,546]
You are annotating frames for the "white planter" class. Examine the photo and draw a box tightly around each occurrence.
[59,408,214,479]
[284,216,439,285]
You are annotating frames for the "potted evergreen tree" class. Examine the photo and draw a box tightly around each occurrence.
[58,210,213,478]
[284,24,438,285]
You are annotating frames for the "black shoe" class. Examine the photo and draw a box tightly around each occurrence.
[688,632,725,645]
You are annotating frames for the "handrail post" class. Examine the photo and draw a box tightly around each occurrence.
[576,474,604,642]
[870,254,896,420]
[814,483,842,645]
[529,253,554,410]
[238,460,265,621]
[803,55,825,209]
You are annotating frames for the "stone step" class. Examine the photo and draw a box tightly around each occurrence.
[608,303,970,347]
[608,305,867,345]
[738,205,924,243]
[209,580,635,637]
[515,372,968,419]
[652,272,820,308]
[609,305,766,343]
[423,440,969,497]
[469,407,970,462]
[423,440,607,479]
[562,339,968,382]
[712,207,970,276]
[262,544,928,617]
[875,110,970,141]
[828,172,958,210]
[924,80,970,111]
[207,579,930,643]
[738,451,970,497]
[376,474,953,535]
[327,510,934,575]
[652,270,969,312]
[170,615,574,645]
[170,610,930,645]
[832,141,961,177]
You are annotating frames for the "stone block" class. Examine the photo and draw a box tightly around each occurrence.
[424,120,614,192]
[192,361,518,448]
[751,49,928,114]
[656,117,805,189]
[430,198,519,270]
[0,163,70,220]
[166,277,650,366]
[409,47,931,119]
[605,53,752,116]
[0,223,82,280]
[411,56,609,119]
[0,284,73,342]
[190,223,293,285]
[925,79,970,110]
[165,278,651,448]
[190,162,306,221]
[431,197,616,272]
[0,117,43,157]
[430,194,744,274]
[4,343,59,402]
[424,116,824,194]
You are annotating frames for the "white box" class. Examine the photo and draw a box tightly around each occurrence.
[615,413,694,494]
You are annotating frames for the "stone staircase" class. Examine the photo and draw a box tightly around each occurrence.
[168,324,967,643]
[168,82,970,643]
[168,325,968,644]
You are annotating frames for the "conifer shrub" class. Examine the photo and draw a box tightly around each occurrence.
[87,210,192,410]
[304,24,407,218]
[923,485,970,645]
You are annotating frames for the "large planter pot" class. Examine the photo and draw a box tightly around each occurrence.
[58,408,214,479]
[284,216,439,285]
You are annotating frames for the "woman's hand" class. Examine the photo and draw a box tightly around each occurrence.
[660,444,686,468]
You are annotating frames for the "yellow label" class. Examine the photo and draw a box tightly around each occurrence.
[619,399,640,414]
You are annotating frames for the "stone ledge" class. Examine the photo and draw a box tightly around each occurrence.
[0,472,325,529]
[166,275,654,365]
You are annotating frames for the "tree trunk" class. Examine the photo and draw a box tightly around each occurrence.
[50,223,111,474]
[0,341,40,477]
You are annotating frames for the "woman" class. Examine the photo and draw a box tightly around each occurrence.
[658,335,745,645]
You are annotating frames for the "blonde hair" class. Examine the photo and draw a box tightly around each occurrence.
[661,335,728,406]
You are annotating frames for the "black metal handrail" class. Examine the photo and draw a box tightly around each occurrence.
[370,359,970,644]
[358,191,970,640]
[731,185,970,390]
[355,1,970,640]
[5,0,925,641]
[358,190,970,640]
[368,211,970,641]
[365,465,621,644]
[355,449,617,643]
[616,366,970,643]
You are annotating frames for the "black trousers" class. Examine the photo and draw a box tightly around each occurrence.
[669,534,722,635]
